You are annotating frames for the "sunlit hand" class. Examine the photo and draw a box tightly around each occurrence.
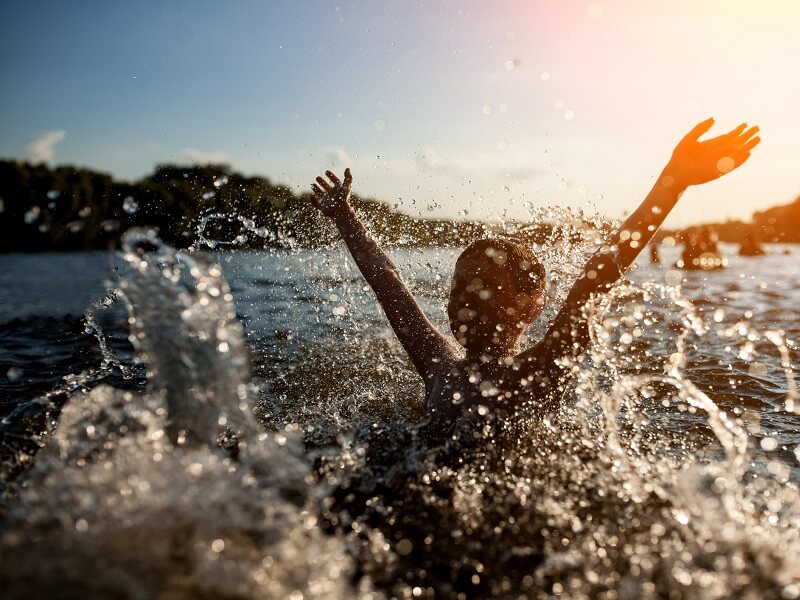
[666,118,760,187]
[310,168,353,218]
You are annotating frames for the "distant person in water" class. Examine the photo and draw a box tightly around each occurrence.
[681,226,725,270]
[739,230,766,256]
[309,119,760,426]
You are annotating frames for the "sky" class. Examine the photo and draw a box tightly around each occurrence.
[1,0,798,225]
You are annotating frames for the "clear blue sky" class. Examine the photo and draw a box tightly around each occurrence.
[1,0,798,224]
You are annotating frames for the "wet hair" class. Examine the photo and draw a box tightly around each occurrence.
[447,238,546,342]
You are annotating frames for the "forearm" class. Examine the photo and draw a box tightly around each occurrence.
[552,163,686,352]
[331,205,453,373]
[332,205,401,285]
[582,163,686,284]
[611,163,687,269]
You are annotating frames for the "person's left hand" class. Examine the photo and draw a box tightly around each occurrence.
[667,118,760,187]
[310,169,353,219]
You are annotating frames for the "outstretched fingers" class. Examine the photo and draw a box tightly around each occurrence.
[309,184,323,208]
[685,117,715,142]
[721,123,747,142]
[740,135,761,153]
[316,176,333,193]
[325,170,341,186]
[343,167,353,191]
[736,126,760,148]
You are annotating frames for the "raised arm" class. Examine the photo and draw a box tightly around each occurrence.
[528,118,761,363]
[310,168,457,380]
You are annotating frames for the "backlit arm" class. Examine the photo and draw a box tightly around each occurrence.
[311,169,457,380]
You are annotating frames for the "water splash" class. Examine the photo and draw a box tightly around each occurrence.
[0,229,367,599]
[2,219,799,599]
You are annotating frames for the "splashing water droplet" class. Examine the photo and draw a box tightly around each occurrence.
[24,206,41,224]
[123,197,139,214]
[716,157,735,174]
[665,270,683,286]
[6,366,23,382]
[760,437,778,451]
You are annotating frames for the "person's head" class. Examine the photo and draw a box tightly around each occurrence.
[447,238,547,357]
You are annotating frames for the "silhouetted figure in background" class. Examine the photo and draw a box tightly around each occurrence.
[739,230,766,256]
[307,119,759,428]
[681,226,725,270]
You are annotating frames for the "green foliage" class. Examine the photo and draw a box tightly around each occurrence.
[0,160,492,252]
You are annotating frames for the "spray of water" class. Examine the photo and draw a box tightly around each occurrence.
[1,213,798,599]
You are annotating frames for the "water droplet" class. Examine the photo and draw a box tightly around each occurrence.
[541,71,551,82]
[6,367,23,382]
[47,190,61,200]
[202,191,216,201]
[373,119,386,131]
[396,539,413,556]
[482,104,494,116]
[213,176,229,188]
[665,270,683,286]
[564,110,575,121]
[716,156,735,174]
[123,197,139,214]
[24,206,41,224]
[761,437,778,451]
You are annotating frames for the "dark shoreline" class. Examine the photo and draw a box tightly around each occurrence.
[2,159,798,253]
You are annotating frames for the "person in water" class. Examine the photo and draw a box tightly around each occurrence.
[309,119,760,425]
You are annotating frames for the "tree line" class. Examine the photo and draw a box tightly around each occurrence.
[0,160,499,252]
[8,158,790,254]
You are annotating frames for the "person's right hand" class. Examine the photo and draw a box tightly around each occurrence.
[666,118,760,187]
[310,168,353,218]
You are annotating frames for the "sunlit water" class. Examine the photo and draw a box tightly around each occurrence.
[1,228,799,599]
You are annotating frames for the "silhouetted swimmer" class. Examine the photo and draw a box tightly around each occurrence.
[308,119,760,431]
[739,230,766,256]
[680,226,725,270]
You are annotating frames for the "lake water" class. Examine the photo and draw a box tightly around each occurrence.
[1,238,799,599]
